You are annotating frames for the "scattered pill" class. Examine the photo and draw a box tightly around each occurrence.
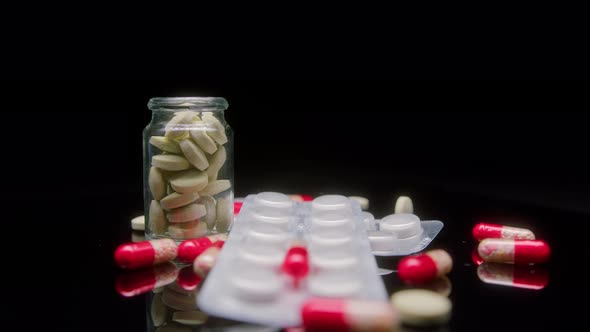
[173,311,209,326]
[391,289,451,326]
[348,196,369,210]
[301,298,400,332]
[149,200,167,235]
[199,179,231,196]
[162,287,198,311]
[166,203,207,223]
[216,197,232,232]
[478,239,551,264]
[394,196,413,214]
[149,136,182,154]
[152,154,191,171]
[168,220,208,239]
[177,233,228,263]
[169,169,209,193]
[196,196,217,230]
[115,238,178,270]
[367,231,398,252]
[176,266,203,291]
[151,293,167,326]
[380,213,421,238]
[472,222,535,241]
[202,112,228,145]
[206,146,226,181]
[193,241,224,277]
[160,192,199,210]
[149,166,167,200]
[115,262,178,297]
[281,246,309,288]
[398,249,453,285]
[179,139,209,171]
[131,215,145,231]
[477,262,549,290]
[189,125,218,154]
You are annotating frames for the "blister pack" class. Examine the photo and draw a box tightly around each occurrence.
[197,193,388,327]
[366,213,444,256]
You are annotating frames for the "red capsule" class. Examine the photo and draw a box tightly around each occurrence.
[234,201,244,215]
[478,239,550,264]
[114,239,177,270]
[177,234,227,263]
[471,248,485,266]
[281,246,309,288]
[288,194,314,202]
[302,298,399,332]
[477,262,549,290]
[176,266,203,291]
[472,222,535,241]
[398,249,453,285]
[115,262,178,297]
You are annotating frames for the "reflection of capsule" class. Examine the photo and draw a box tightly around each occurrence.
[176,266,203,291]
[471,248,484,266]
[115,262,178,297]
[472,222,535,241]
[478,239,551,264]
[177,234,227,264]
[477,262,549,290]
[302,298,399,332]
[281,246,309,288]
[115,239,177,270]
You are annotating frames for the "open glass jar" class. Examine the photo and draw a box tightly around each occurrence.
[144,97,234,241]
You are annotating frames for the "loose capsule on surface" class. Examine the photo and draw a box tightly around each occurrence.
[478,239,550,264]
[115,239,178,270]
[398,249,453,285]
[472,222,535,241]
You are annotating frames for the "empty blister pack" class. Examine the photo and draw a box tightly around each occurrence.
[197,193,388,327]
[367,213,444,256]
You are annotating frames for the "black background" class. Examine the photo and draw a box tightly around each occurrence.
[2,80,589,331]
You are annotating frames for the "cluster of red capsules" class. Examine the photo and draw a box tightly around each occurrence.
[471,221,551,289]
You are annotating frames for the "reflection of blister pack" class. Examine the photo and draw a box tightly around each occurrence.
[198,193,388,327]
[366,213,444,256]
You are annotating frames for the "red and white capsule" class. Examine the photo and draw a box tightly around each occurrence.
[177,234,227,264]
[193,241,225,277]
[472,222,535,241]
[281,245,309,288]
[398,249,453,285]
[288,194,314,202]
[115,262,178,297]
[114,238,178,270]
[301,298,399,332]
[477,262,549,290]
[478,239,550,264]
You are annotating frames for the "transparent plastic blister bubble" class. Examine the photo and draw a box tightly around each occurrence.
[197,193,388,327]
[368,213,444,256]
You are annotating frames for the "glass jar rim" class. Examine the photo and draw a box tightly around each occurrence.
[148,97,228,111]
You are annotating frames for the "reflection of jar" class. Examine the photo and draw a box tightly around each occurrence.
[144,97,234,241]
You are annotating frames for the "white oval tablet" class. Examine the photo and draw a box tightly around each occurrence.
[166,204,207,223]
[179,139,209,171]
[172,311,208,326]
[199,180,231,196]
[151,293,167,327]
[162,288,198,311]
[367,230,398,251]
[149,166,166,200]
[391,289,452,326]
[380,213,422,239]
[254,192,293,209]
[395,196,414,214]
[206,146,226,180]
[189,126,218,154]
[160,192,199,210]
[312,195,352,213]
[165,112,194,140]
[202,113,228,145]
[348,196,369,210]
[150,136,181,154]
[131,215,145,231]
[170,170,208,193]
[231,269,281,302]
[195,196,216,230]
[215,197,232,233]
[168,221,207,239]
[149,200,167,235]
[152,154,191,171]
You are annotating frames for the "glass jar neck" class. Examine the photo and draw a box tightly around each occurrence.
[148,97,228,112]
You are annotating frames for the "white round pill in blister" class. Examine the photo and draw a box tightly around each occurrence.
[309,232,354,247]
[380,213,422,239]
[238,246,286,268]
[308,274,362,298]
[231,268,282,302]
[310,211,354,230]
[250,206,291,229]
[367,230,398,251]
[254,192,293,209]
[310,254,359,271]
[312,195,351,213]
[246,223,291,246]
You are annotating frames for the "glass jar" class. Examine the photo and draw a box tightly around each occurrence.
[144,97,234,241]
